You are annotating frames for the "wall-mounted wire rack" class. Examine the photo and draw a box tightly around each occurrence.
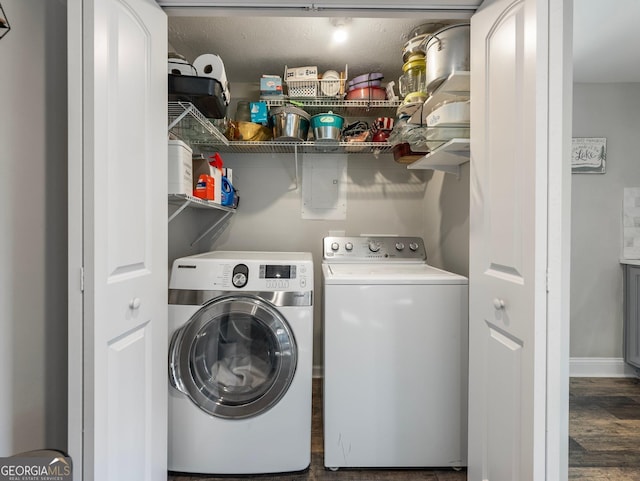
[169,101,398,154]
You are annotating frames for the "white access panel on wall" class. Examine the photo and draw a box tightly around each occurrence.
[301,154,347,220]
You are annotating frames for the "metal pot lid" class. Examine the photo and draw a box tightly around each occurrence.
[426,22,471,46]
[408,22,449,38]
[310,111,345,122]
[403,34,428,52]
[269,105,310,120]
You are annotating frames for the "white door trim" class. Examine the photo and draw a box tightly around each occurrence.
[67,1,84,478]
[545,1,572,479]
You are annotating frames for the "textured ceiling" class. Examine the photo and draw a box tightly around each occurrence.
[168,16,462,85]
[167,4,640,87]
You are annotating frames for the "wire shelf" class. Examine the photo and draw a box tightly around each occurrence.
[168,101,229,146]
[169,101,400,154]
[168,193,235,212]
[190,140,396,155]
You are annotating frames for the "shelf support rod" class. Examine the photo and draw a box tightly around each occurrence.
[295,144,300,190]
[190,211,233,247]
[168,103,194,131]
[168,199,191,223]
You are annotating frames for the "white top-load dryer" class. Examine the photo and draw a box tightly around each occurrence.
[322,236,468,470]
[168,251,313,475]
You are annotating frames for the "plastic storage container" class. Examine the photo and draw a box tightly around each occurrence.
[168,139,193,195]
[168,74,228,118]
[399,54,427,98]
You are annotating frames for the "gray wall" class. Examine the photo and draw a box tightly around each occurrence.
[571,83,640,358]
[0,0,68,455]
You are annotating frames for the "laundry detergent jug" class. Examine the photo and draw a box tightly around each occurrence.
[221,176,236,207]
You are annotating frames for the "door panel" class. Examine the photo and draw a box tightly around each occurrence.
[68,0,167,480]
[485,3,526,284]
[104,2,154,278]
[469,0,548,479]
[486,326,522,479]
[107,324,151,481]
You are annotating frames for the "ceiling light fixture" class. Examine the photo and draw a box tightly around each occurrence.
[330,18,351,44]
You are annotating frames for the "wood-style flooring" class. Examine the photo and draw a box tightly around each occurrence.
[168,377,640,481]
[569,377,640,480]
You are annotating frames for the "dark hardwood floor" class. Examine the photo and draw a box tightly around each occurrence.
[569,377,640,480]
[168,377,640,481]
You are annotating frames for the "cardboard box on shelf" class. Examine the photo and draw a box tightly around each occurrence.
[285,66,318,81]
[260,75,283,94]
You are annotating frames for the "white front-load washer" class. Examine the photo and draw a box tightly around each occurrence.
[168,251,313,474]
[322,236,468,470]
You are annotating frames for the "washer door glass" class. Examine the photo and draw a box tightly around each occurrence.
[169,295,297,419]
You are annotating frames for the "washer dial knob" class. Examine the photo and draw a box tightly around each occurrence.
[331,242,340,251]
[368,240,382,253]
[409,242,419,252]
[345,242,354,251]
[395,242,405,251]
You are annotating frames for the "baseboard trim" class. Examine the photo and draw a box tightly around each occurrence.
[570,357,638,377]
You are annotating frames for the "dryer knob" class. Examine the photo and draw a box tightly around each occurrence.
[368,241,381,253]
[232,264,249,288]
[395,242,405,251]
[331,242,340,251]
[409,242,419,251]
[232,272,247,288]
[345,242,354,251]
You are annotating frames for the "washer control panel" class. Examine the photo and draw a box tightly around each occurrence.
[323,236,426,262]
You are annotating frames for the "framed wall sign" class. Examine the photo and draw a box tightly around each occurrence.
[572,137,607,174]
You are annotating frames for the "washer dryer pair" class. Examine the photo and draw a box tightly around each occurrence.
[168,251,313,475]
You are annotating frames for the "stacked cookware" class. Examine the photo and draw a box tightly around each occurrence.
[391,23,471,163]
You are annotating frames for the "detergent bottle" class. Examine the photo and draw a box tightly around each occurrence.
[208,152,224,204]
[193,174,215,201]
[221,176,236,207]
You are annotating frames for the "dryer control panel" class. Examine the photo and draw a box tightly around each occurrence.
[223,261,310,291]
[169,251,313,294]
[323,236,427,262]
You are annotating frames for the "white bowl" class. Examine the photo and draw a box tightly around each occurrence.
[321,70,341,96]
[426,101,470,127]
